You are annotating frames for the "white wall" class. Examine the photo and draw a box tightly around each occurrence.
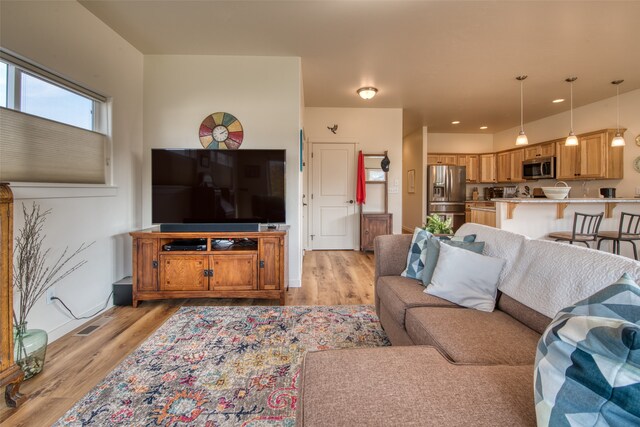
[304,108,403,236]
[494,89,640,198]
[1,1,144,340]
[427,133,494,153]
[402,128,424,232]
[143,55,303,286]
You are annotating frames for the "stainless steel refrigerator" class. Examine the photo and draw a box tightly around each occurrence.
[427,164,466,232]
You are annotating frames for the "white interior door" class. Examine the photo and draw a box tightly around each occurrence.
[310,143,356,249]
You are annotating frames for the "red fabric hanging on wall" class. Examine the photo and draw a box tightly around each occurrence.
[356,150,366,205]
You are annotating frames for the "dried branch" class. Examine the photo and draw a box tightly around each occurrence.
[13,203,94,327]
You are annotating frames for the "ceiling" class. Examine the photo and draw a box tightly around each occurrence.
[79,0,640,135]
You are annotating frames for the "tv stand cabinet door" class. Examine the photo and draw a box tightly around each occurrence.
[259,237,282,290]
[210,254,257,291]
[159,254,207,291]
[135,238,158,291]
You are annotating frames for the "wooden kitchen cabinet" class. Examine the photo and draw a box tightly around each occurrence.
[458,155,479,183]
[427,154,457,165]
[470,208,497,227]
[360,213,393,251]
[556,130,623,180]
[524,142,555,160]
[496,149,524,183]
[479,154,497,183]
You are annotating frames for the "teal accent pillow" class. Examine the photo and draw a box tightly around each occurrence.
[451,234,477,242]
[421,239,485,286]
[401,228,434,280]
[534,274,640,426]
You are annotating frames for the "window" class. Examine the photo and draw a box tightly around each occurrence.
[21,72,94,130]
[0,62,7,108]
[0,50,109,184]
[0,54,105,132]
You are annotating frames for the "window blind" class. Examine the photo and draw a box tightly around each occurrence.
[0,107,106,184]
[0,50,107,103]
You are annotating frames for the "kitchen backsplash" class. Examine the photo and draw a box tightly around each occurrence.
[467,179,623,200]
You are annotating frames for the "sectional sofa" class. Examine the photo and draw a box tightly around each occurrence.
[296,224,640,426]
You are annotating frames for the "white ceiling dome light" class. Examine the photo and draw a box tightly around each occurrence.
[357,87,378,100]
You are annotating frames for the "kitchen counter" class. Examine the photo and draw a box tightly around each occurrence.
[490,198,640,259]
[492,197,640,204]
[492,197,640,219]
[469,206,496,212]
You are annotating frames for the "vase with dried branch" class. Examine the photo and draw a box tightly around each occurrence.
[13,203,93,379]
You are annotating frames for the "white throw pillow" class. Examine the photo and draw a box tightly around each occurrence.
[425,243,506,312]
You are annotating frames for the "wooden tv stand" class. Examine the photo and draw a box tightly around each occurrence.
[130,226,287,307]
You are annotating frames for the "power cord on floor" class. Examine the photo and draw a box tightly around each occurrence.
[51,290,114,320]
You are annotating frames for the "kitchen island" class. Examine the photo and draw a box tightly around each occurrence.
[492,197,640,259]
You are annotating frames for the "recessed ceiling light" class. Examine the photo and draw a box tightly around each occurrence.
[552,98,565,103]
[451,121,460,125]
[480,126,488,130]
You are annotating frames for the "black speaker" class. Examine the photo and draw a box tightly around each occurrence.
[159,223,260,232]
[113,276,133,306]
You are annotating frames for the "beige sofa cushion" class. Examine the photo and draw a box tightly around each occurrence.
[376,276,459,327]
[405,307,540,365]
[497,293,551,335]
[297,346,536,427]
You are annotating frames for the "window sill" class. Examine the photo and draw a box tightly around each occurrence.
[8,182,118,199]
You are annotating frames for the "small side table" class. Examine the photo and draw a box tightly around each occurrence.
[360,213,393,251]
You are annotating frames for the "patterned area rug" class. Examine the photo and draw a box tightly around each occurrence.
[54,305,389,426]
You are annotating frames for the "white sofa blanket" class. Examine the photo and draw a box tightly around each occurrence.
[456,223,640,319]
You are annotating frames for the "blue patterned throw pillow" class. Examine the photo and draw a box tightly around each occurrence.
[401,228,433,280]
[534,273,640,426]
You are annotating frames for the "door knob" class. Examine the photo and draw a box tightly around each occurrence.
[347,200,354,204]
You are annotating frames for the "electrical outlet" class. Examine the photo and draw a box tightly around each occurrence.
[46,287,55,305]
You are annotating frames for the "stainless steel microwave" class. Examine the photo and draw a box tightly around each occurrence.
[522,156,555,180]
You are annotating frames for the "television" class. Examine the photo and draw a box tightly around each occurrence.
[152,149,286,231]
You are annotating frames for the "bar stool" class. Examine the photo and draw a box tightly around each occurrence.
[597,212,640,260]
[548,212,604,248]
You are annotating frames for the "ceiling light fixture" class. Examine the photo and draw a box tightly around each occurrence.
[451,121,460,125]
[565,77,578,146]
[515,75,528,146]
[357,87,378,100]
[611,79,625,147]
[480,126,488,130]
[552,99,565,104]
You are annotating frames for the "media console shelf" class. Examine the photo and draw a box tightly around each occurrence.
[130,226,287,306]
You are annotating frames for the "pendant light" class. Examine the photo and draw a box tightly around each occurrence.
[515,75,528,145]
[611,80,625,147]
[565,77,578,146]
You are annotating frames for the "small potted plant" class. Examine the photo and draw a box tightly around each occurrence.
[423,213,453,236]
[13,203,92,379]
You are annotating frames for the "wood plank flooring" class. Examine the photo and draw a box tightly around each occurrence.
[0,250,375,426]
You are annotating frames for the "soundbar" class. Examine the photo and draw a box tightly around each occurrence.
[159,223,260,232]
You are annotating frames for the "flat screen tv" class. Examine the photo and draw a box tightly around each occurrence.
[152,149,285,229]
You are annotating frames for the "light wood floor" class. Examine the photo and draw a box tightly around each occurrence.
[0,250,375,426]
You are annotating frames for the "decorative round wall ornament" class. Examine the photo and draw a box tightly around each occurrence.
[633,156,640,173]
[199,112,244,149]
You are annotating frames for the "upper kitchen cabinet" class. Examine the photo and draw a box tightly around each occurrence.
[496,149,525,183]
[427,154,457,165]
[556,129,624,180]
[479,154,497,183]
[524,142,555,160]
[457,155,479,183]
